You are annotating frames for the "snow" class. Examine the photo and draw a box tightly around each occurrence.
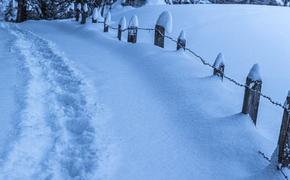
[156,10,173,33]
[129,15,139,27]
[92,8,99,20]
[83,3,88,13]
[248,64,262,81]
[77,3,81,10]
[146,0,166,5]
[105,11,111,25]
[119,16,127,29]
[213,52,224,68]
[178,30,186,40]
[0,3,290,180]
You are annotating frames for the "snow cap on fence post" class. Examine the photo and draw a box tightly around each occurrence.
[277,91,290,168]
[80,3,88,24]
[156,11,173,33]
[104,11,111,32]
[127,15,139,44]
[241,63,262,125]
[92,8,98,23]
[247,64,262,81]
[118,16,127,41]
[154,11,173,48]
[213,53,225,80]
[177,30,186,51]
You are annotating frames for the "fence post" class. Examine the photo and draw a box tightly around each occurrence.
[213,53,225,80]
[177,30,186,50]
[241,64,262,125]
[104,12,111,32]
[277,91,290,168]
[92,8,98,23]
[80,3,88,24]
[128,15,138,43]
[154,11,172,48]
[118,16,126,41]
[75,3,81,21]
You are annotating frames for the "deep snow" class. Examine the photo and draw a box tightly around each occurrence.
[0,3,289,180]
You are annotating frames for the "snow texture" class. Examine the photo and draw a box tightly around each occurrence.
[0,4,290,180]
[77,3,81,10]
[156,11,173,33]
[119,16,127,30]
[129,15,139,27]
[248,64,262,81]
[213,52,224,68]
[92,8,98,20]
[178,30,186,40]
[146,0,166,5]
[83,3,88,13]
[105,12,111,25]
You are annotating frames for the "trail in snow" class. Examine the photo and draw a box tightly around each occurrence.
[0,24,104,180]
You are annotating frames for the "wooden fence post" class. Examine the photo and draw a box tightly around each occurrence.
[241,64,262,125]
[277,91,290,168]
[154,11,172,48]
[104,12,111,32]
[177,30,186,50]
[80,3,88,24]
[154,25,165,48]
[213,53,225,80]
[118,17,126,41]
[75,3,81,21]
[127,15,138,43]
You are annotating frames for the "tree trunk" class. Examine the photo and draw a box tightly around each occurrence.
[16,0,26,23]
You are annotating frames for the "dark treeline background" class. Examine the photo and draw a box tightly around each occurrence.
[0,0,286,23]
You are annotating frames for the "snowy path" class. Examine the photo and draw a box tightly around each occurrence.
[17,20,282,180]
[0,5,288,178]
[0,24,102,180]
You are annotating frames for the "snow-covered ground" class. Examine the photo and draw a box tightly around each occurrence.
[0,4,289,180]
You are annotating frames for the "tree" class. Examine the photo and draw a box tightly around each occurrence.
[16,0,26,22]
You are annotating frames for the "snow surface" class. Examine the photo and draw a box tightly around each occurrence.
[0,3,289,180]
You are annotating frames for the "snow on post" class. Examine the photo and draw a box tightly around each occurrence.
[80,3,88,24]
[127,15,139,44]
[104,12,111,32]
[212,53,225,80]
[121,0,127,6]
[241,64,262,125]
[75,3,81,21]
[154,11,173,48]
[83,3,88,13]
[118,16,127,41]
[277,91,290,168]
[177,30,186,51]
[92,8,98,23]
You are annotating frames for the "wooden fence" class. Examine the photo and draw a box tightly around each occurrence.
[76,3,290,170]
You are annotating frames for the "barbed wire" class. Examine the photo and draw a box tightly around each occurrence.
[94,20,288,111]
[258,151,289,180]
